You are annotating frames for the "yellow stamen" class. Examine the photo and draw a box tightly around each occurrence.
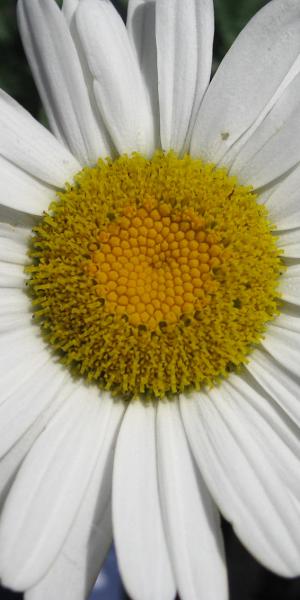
[26,151,283,400]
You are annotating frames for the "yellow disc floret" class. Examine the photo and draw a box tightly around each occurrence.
[87,199,221,329]
[27,151,283,399]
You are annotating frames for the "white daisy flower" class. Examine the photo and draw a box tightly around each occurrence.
[0,0,299,599]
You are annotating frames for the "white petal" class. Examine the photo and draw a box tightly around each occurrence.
[222,375,300,498]
[0,223,30,244]
[229,72,300,187]
[0,388,117,590]
[264,309,300,333]
[26,507,111,600]
[0,242,27,266]
[247,348,300,427]
[156,0,214,153]
[0,322,47,373]
[263,164,300,229]
[0,378,72,509]
[191,0,300,163]
[180,389,300,576]
[278,228,300,258]
[0,349,51,412]
[0,205,37,230]
[0,341,50,400]
[0,229,29,264]
[0,221,29,237]
[0,312,32,333]
[0,288,30,315]
[62,0,79,24]
[0,326,52,382]
[0,155,55,216]
[279,264,300,305]
[62,0,114,157]
[262,318,300,378]
[127,0,160,147]
[0,90,80,187]
[113,402,175,600]
[156,401,228,600]
[0,360,67,458]
[18,0,110,164]
[76,0,155,156]
[26,395,124,600]
[0,261,26,288]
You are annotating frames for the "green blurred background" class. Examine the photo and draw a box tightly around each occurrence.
[0,0,269,122]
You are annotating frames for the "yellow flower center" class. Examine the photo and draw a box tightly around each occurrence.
[27,151,283,400]
[88,200,222,329]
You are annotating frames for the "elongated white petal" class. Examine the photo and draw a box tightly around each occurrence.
[76,0,155,156]
[113,402,175,600]
[0,377,75,508]
[62,0,114,156]
[0,331,54,389]
[0,324,46,375]
[0,223,30,264]
[230,73,300,187]
[26,507,111,600]
[222,376,300,497]
[262,318,300,378]
[0,312,32,334]
[0,205,37,230]
[264,164,300,229]
[0,361,67,458]
[0,223,30,243]
[62,0,79,24]
[18,0,109,164]
[0,90,80,186]
[0,288,30,315]
[156,401,228,600]
[247,348,300,427]
[26,396,124,600]
[0,389,116,590]
[0,236,28,265]
[191,0,300,163]
[180,389,300,576]
[0,348,51,406]
[0,155,55,216]
[156,0,213,153]
[0,261,26,288]
[0,251,27,274]
[127,0,160,147]
[0,355,49,416]
[279,264,300,305]
[278,228,300,257]
[0,243,27,266]
[261,310,300,334]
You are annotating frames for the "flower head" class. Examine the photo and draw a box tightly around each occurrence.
[0,1,300,599]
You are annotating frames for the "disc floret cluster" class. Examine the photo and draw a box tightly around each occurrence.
[27,152,283,399]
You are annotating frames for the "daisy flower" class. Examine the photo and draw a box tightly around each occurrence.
[0,0,300,599]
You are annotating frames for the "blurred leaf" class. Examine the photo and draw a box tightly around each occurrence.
[0,0,17,43]
[0,0,41,116]
[38,107,49,128]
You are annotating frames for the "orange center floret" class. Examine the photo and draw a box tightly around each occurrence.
[87,199,223,330]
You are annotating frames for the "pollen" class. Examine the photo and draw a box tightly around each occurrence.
[27,152,283,399]
[88,199,221,328]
